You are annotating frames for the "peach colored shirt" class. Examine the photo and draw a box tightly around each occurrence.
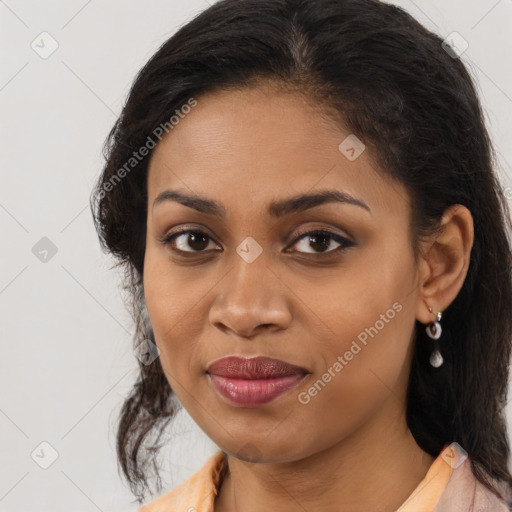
[138,442,510,512]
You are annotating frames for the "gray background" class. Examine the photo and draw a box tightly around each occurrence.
[1,1,511,511]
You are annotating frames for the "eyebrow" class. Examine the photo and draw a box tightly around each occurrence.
[152,189,371,217]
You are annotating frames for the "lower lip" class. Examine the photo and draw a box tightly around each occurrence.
[207,373,307,407]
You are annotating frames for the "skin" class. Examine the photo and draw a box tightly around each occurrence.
[143,82,474,512]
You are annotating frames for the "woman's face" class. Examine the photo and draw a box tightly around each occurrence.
[144,84,423,463]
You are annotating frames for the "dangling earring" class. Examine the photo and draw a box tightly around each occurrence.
[426,306,443,368]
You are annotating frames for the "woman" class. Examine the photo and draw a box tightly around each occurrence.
[90,0,512,510]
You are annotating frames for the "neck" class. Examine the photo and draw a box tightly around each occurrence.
[214,406,435,512]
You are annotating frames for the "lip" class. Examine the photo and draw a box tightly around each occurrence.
[206,355,308,378]
[206,356,309,407]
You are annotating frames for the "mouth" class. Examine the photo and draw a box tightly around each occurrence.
[205,355,309,407]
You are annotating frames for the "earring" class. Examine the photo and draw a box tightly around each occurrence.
[426,306,443,368]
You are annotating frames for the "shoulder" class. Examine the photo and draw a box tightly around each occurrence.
[434,456,510,512]
[473,467,511,512]
[137,450,227,512]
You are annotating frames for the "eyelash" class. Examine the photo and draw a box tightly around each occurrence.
[159,227,355,258]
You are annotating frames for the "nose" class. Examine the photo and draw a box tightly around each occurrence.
[208,255,293,339]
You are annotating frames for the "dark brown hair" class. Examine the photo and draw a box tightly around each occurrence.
[90,0,512,506]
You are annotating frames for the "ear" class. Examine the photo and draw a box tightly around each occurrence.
[415,204,474,324]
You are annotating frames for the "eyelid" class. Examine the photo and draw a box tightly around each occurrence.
[287,224,354,247]
[284,229,355,256]
[160,224,350,243]
[159,225,222,248]
[160,223,355,259]
[160,223,218,241]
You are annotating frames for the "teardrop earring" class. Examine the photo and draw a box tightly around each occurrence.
[426,306,443,368]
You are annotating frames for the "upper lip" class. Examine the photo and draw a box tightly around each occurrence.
[206,356,309,379]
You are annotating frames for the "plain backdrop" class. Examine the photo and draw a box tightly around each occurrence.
[1,1,511,511]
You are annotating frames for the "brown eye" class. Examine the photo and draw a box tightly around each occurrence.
[289,230,354,255]
[162,230,220,253]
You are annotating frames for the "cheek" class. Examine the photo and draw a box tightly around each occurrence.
[306,293,412,406]
[143,252,208,382]
[294,301,415,450]
[303,253,413,355]
[304,244,416,400]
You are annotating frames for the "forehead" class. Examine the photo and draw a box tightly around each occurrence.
[146,85,410,217]
[151,84,344,158]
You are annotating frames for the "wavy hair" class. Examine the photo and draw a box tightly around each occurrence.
[90,0,512,505]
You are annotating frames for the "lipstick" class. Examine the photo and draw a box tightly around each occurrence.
[206,356,308,407]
